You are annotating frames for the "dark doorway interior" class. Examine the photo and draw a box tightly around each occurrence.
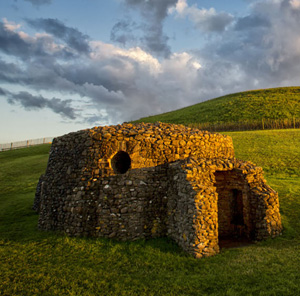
[215,170,252,248]
[231,189,244,228]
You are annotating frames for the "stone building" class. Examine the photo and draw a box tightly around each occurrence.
[34,122,282,258]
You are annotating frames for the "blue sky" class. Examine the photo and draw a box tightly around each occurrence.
[1,0,300,142]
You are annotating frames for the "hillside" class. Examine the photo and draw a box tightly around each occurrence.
[134,87,300,131]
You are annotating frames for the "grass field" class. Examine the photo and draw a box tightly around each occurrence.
[1,130,300,295]
[134,87,300,131]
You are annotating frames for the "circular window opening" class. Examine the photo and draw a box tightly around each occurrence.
[111,151,131,174]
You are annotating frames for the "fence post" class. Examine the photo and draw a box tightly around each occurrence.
[293,116,296,129]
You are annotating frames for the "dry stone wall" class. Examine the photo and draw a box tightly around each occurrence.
[35,122,282,258]
[167,157,282,258]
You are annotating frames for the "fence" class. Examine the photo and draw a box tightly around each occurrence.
[0,137,53,152]
[188,118,300,132]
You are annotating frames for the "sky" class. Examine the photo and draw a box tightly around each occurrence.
[1,0,300,143]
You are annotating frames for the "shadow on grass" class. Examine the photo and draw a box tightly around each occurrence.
[0,207,187,259]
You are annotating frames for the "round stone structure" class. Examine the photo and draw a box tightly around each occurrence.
[35,122,282,258]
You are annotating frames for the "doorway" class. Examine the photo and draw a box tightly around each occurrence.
[214,170,251,248]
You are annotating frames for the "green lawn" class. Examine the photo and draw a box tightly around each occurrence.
[1,130,300,296]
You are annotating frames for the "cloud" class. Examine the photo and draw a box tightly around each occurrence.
[2,0,300,128]
[125,0,177,21]
[26,18,91,54]
[0,20,32,59]
[193,0,300,91]
[2,18,21,31]
[83,113,110,126]
[0,19,204,124]
[23,0,52,7]
[0,87,76,119]
[110,20,139,46]
[0,19,79,61]
[234,15,270,31]
[112,0,178,57]
[171,0,234,33]
[0,86,7,96]
[290,0,300,9]
[0,58,23,83]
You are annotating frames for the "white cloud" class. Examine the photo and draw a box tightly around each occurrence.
[170,0,234,33]
[2,18,31,41]
[169,0,188,14]
[290,0,300,9]
[161,52,201,73]
[2,18,21,31]
[2,18,70,56]
[90,41,161,74]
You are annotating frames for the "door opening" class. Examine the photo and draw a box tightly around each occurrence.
[215,171,251,248]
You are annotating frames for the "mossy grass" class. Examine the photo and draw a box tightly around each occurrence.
[134,87,300,131]
[1,130,300,295]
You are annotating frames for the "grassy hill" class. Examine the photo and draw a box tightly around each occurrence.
[1,129,300,295]
[134,87,300,131]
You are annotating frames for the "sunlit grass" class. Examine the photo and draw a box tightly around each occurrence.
[134,87,300,131]
[226,129,300,176]
[0,130,300,295]
[224,129,300,239]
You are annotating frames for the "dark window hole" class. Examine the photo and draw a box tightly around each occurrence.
[111,151,131,174]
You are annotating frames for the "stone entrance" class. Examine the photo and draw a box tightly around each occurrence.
[214,170,253,245]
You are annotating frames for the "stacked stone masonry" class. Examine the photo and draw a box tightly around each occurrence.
[35,122,282,258]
